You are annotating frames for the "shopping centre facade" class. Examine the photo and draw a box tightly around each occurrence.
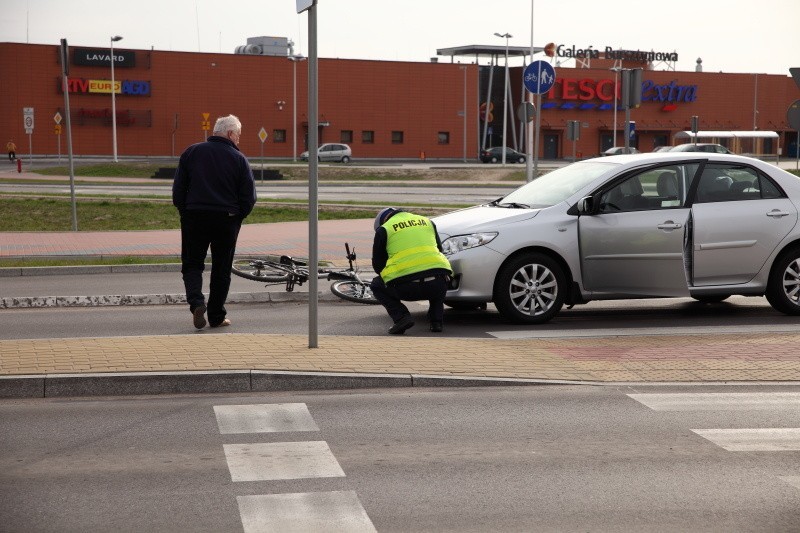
[1,41,797,160]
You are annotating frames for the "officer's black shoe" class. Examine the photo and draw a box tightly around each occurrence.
[430,321,443,333]
[388,314,414,335]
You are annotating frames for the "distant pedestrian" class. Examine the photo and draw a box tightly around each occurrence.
[370,207,453,334]
[7,140,16,162]
[172,114,256,329]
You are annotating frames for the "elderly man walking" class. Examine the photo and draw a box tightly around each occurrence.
[172,114,256,329]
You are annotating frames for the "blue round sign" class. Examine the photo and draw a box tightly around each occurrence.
[523,60,556,94]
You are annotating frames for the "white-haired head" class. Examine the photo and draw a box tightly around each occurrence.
[213,114,241,136]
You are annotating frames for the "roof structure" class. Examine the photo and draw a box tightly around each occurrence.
[675,130,779,139]
[436,44,544,63]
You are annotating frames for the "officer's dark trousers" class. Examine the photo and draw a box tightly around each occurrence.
[180,210,241,325]
[370,275,448,323]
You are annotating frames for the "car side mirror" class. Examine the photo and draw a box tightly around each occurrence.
[577,196,595,215]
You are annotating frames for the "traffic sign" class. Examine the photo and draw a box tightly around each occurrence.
[258,127,268,143]
[23,107,34,130]
[788,100,800,131]
[516,102,534,123]
[523,61,556,94]
[54,112,63,125]
[54,124,62,135]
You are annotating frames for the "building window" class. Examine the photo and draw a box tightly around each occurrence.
[438,131,450,145]
[362,130,374,144]
[340,130,353,143]
[391,131,404,144]
[273,129,286,143]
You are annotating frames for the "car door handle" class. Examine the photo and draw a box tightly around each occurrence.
[766,210,791,218]
[657,221,682,230]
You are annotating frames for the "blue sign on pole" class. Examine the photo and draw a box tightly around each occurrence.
[523,60,556,94]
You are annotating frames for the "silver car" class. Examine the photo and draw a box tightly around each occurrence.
[434,152,800,323]
[300,143,352,163]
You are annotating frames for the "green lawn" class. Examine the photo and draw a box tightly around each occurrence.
[0,198,377,232]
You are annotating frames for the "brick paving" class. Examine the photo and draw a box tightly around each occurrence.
[2,332,800,383]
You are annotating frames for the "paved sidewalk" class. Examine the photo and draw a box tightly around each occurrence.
[3,331,800,398]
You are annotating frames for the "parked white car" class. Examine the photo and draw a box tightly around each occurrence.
[300,143,352,163]
[434,152,800,323]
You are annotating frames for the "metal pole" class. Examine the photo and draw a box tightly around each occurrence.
[60,38,77,231]
[526,0,534,182]
[27,133,32,169]
[293,59,298,162]
[462,66,467,162]
[260,141,264,183]
[308,4,319,348]
[482,58,494,151]
[533,91,541,179]
[111,37,118,162]
[501,36,509,165]
[612,68,618,147]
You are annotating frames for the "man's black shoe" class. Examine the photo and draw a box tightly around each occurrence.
[193,305,207,329]
[388,314,415,335]
[430,321,443,333]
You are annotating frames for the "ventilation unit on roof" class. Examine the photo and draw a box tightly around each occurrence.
[234,36,290,57]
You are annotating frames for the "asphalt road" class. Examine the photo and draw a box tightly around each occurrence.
[2,385,799,532]
[3,270,800,340]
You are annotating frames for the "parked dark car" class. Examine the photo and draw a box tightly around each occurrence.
[480,147,526,164]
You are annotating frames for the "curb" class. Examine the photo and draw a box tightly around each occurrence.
[0,290,340,309]
[0,370,574,399]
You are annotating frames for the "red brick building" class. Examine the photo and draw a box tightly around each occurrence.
[1,42,797,160]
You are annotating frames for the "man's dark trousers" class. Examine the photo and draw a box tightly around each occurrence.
[180,210,241,325]
[370,275,448,322]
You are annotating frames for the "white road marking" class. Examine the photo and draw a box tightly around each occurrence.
[691,428,800,451]
[628,392,800,411]
[237,491,376,533]
[778,476,800,490]
[223,441,345,482]
[214,403,319,434]
[488,324,800,339]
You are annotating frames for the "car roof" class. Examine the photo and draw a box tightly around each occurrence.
[589,151,761,166]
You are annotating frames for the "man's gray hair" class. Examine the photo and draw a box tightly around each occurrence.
[213,114,241,135]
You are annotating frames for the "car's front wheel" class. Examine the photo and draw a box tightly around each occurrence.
[517,156,525,163]
[766,247,800,315]
[493,253,565,324]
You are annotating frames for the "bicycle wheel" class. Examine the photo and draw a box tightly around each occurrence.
[231,257,290,282]
[330,280,380,304]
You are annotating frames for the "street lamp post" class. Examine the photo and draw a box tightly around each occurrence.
[494,32,512,165]
[288,54,307,162]
[110,35,123,162]
[610,65,622,148]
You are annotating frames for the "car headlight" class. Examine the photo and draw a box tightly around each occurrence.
[441,232,497,256]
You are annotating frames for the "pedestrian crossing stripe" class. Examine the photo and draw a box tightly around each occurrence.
[628,392,800,411]
[214,403,319,434]
[691,428,800,451]
[224,441,346,482]
[237,491,376,533]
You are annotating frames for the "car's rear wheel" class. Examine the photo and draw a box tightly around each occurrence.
[490,156,498,163]
[341,156,350,163]
[517,156,525,163]
[766,247,800,315]
[493,253,565,324]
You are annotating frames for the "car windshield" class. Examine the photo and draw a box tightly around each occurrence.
[496,161,614,208]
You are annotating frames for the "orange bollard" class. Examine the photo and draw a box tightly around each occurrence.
[16,158,21,173]
[419,150,426,161]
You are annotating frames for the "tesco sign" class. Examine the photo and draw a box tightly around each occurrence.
[545,77,698,104]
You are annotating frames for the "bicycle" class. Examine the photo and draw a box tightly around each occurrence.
[231,243,379,304]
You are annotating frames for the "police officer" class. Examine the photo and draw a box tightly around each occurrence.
[370,207,453,334]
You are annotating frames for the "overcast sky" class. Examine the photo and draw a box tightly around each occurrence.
[2,0,798,76]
